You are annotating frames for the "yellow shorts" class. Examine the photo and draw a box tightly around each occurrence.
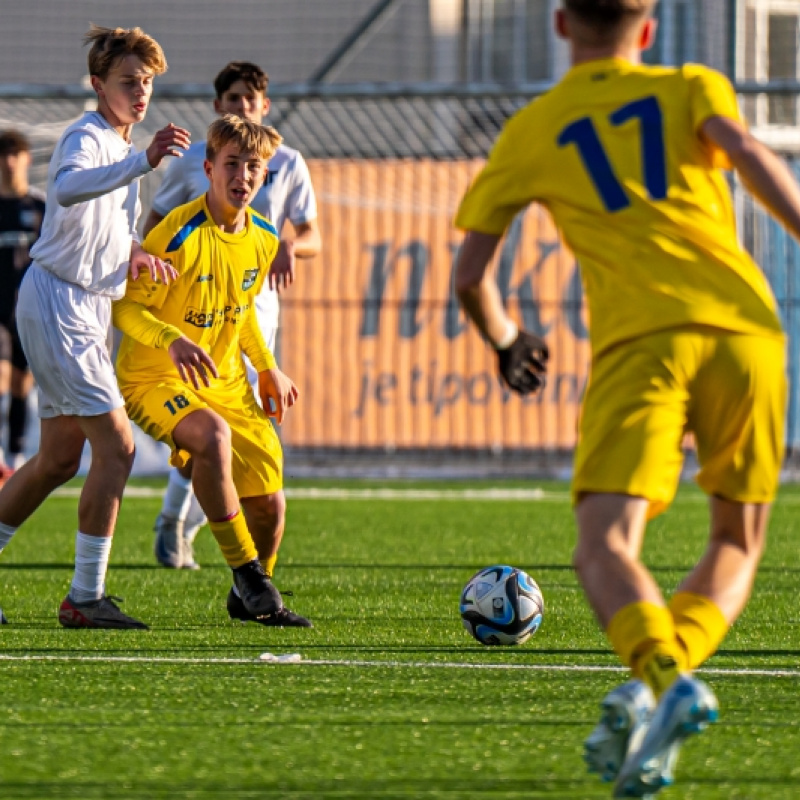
[573,327,786,517]
[123,379,283,499]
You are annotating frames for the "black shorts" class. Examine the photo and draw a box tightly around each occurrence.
[0,318,28,371]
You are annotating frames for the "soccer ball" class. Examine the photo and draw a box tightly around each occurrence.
[459,565,544,646]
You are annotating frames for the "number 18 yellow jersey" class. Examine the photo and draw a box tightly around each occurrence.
[455,58,784,356]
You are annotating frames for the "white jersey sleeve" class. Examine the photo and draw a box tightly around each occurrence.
[283,150,317,226]
[55,130,151,206]
[29,111,147,298]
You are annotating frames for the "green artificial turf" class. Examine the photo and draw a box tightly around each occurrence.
[1,479,799,798]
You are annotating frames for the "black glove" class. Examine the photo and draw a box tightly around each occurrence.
[496,329,549,395]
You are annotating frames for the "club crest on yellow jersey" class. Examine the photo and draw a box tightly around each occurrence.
[242,268,260,290]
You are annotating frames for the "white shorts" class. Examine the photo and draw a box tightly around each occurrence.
[16,263,124,418]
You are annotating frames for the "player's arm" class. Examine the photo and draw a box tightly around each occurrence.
[702,116,800,243]
[55,125,189,207]
[455,232,548,395]
[268,218,321,292]
[269,155,321,291]
[239,308,298,423]
[113,296,218,389]
[129,241,178,284]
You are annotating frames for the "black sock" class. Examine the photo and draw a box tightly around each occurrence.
[8,395,27,456]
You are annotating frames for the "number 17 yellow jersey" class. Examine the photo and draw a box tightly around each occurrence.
[455,58,784,356]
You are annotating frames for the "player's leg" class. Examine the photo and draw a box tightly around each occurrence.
[0,322,12,473]
[8,366,33,470]
[242,489,285,577]
[573,332,711,794]
[614,330,782,798]
[153,462,194,569]
[669,498,770,670]
[575,493,682,786]
[0,414,84,535]
[574,493,686,687]
[669,331,785,671]
[207,384,310,627]
[7,321,33,470]
[169,405,281,617]
[233,492,311,627]
[57,407,147,629]
[572,333,692,696]
[11,266,147,628]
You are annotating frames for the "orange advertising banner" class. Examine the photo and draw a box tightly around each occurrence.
[278,159,591,450]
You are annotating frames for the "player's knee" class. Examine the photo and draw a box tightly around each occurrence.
[263,491,286,526]
[572,541,592,578]
[195,420,232,466]
[711,522,767,559]
[38,451,82,484]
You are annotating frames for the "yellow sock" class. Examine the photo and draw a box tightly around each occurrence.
[607,601,687,698]
[669,591,729,670]
[208,511,257,568]
[261,554,278,579]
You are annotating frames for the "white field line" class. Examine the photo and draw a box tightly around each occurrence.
[0,653,798,677]
[48,485,800,505]
[51,486,569,501]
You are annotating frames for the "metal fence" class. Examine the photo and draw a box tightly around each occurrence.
[2,87,800,476]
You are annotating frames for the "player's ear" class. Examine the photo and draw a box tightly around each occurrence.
[213,98,222,115]
[640,17,657,51]
[203,159,212,180]
[90,74,103,97]
[262,97,271,118]
[554,9,568,40]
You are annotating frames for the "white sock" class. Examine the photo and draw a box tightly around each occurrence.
[69,532,112,603]
[0,520,18,553]
[161,469,194,520]
[184,495,208,543]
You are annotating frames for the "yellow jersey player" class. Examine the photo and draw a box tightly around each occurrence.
[113,114,311,628]
[454,1,800,797]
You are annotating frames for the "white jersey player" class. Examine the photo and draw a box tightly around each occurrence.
[0,25,190,629]
[143,60,321,570]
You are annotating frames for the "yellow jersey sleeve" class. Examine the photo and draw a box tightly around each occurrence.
[685,65,742,170]
[123,222,186,311]
[454,113,534,235]
[239,308,277,372]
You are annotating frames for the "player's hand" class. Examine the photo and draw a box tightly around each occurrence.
[268,240,296,292]
[497,329,549,395]
[258,367,299,424]
[146,123,191,168]
[168,336,218,390]
[129,245,178,284]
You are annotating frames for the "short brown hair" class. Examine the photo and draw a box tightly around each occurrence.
[0,130,30,156]
[206,114,282,162]
[213,62,269,99]
[84,24,167,80]
[563,0,656,30]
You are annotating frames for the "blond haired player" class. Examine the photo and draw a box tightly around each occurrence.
[0,25,189,629]
[144,61,320,571]
[114,115,310,627]
[454,1,800,796]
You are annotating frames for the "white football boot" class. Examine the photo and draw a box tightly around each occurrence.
[584,679,655,783]
[614,674,718,798]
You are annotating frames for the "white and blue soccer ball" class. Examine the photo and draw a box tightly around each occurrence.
[459,565,544,646]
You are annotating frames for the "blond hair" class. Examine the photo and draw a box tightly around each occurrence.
[563,0,656,34]
[206,114,282,161]
[84,24,167,79]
